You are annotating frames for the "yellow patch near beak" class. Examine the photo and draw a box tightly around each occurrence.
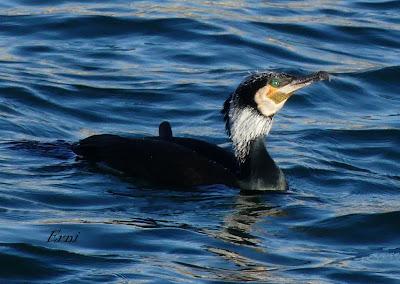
[254,85,289,117]
[267,86,293,104]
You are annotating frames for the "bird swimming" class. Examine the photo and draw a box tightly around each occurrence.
[72,71,329,191]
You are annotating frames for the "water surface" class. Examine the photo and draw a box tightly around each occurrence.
[0,0,399,283]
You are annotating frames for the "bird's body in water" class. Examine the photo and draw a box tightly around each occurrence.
[73,71,329,191]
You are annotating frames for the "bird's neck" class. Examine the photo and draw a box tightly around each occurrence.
[236,136,286,191]
[226,106,286,190]
[228,107,273,162]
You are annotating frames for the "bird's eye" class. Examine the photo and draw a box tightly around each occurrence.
[270,79,280,87]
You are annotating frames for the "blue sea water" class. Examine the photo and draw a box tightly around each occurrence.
[0,0,399,283]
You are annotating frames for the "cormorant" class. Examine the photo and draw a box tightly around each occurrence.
[72,71,329,191]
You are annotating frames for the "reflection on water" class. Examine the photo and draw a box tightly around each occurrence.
[205,194,282,282]
[215,194,282,246]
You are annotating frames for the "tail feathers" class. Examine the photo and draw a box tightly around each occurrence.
[71,141,99,160]
[159,121,172,140]
[71,142,84,156]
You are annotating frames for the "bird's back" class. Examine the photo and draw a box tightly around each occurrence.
[72,125,238,187]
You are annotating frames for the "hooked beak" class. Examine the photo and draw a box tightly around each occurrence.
[268,71,329,104]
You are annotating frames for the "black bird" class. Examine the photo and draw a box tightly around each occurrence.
[72,71,329,191]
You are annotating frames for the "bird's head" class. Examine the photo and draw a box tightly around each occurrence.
[222,71,329,161]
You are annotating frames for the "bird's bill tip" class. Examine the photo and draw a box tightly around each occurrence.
[275,71,329,97]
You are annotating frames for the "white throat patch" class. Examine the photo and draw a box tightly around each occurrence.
[228,101,273,163]
[254,85,288,117]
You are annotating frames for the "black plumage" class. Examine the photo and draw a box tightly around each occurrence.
[73,71,329,190]
[73,123,238,187]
